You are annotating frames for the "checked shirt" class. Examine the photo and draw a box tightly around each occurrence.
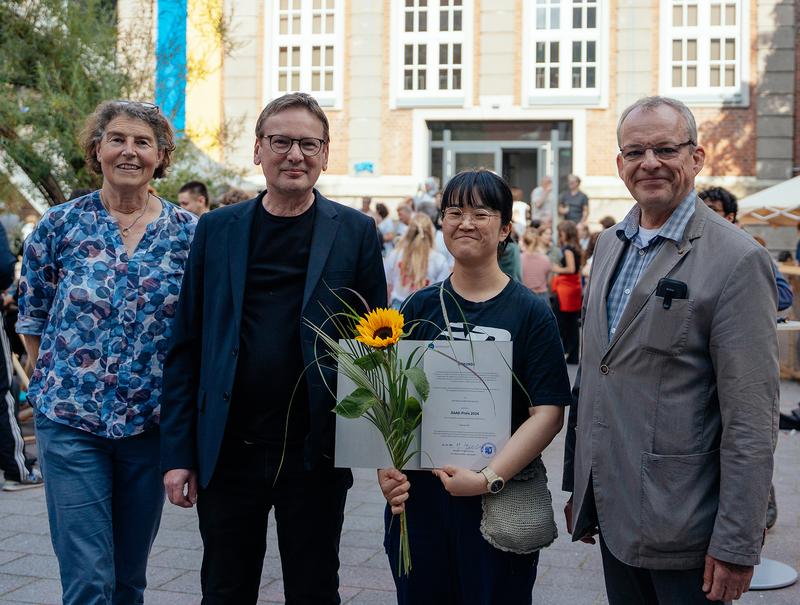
[606,191,696,341]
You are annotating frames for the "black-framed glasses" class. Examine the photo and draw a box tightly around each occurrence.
[264,134,326,157]
[441,208,500,225]
[619,140,695,162]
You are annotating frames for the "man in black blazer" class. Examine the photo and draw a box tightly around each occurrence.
[160,93,387,604]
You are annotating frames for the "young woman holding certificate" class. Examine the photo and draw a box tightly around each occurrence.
[378,169,573,604]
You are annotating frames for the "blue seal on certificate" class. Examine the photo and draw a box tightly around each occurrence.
[480,443,496,457]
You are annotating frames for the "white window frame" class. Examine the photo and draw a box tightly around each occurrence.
[659,0,749,106]
[263,0,345,108]
[522,0,609,106]
[390,0,474,109]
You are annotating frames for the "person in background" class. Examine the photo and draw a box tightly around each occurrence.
[19,214,38,243]
[520,227,551,304]
[599,215,616,230]
[699,187,793,313]
[178,180,211,217]
[530,176,553,223]
[396,203,413,238]
[540,224,563,265]
[558,174,589,224]
[217,187,253,207]
[432,211,455,271]
[415,197,440,225]
[414,176,438,206]
[499,230,522,282]
[69,188,95,201]
[511,186,530,238]
[361,196,372,214]
[549,220,582,364]
[699,185,792,534]
[384,213,450,308]
[698,186,736,223]
[17,99,196,605]
[0,220,40,493]
[376,202,396,256]
[577,222,591,252]
[416,182,439,222]
[795,223,800,264]
[361,196,380,223]
[581,231,601,282]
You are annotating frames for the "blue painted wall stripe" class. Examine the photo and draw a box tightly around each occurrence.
[156,0,187,133]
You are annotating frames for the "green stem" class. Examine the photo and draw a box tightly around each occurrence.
[398,509,412,576]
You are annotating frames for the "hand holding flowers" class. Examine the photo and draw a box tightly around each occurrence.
[308,305,429,576]
[378,468,410,514]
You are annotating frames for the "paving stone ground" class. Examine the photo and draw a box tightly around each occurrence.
[0,368,798,604]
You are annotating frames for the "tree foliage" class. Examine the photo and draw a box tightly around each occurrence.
[0,0,243,207]
[0,0,133,204]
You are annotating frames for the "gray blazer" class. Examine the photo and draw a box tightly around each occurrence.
[569,198,779,570]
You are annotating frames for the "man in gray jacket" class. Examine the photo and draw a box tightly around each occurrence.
[563,96,779,604]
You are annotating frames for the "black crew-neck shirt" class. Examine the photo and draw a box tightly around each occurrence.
[227,201,316,447]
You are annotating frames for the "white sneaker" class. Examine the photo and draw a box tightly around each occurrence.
[3,468,43,491]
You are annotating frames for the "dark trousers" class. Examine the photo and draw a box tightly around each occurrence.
[197,437,352,605]
[385,471,539,605]
[0,389,31,481]
[0,315,34,481]
[556,309,580,364]
[599,534,728,605]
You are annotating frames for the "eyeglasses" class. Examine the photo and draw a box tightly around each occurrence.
[113,100,159,112]
[442,208,500,224]
[619,140,695,162]
[264,134,326,157]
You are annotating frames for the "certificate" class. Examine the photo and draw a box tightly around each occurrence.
[420,340,512,470]
[334,340,512,471]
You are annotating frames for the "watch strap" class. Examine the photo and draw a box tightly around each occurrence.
[480,467,505,493]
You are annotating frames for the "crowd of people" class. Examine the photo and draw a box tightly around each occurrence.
[361,173,621,366]
[0,92,787,605]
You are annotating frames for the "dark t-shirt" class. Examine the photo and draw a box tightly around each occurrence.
[559,190,589,223]
[228,202,316,447]
[402,278,572,431]
[560,244,581,274]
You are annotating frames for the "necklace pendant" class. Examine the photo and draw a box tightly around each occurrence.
[121,227,130,237]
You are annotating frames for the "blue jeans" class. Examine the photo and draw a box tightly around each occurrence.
[385,471,539,605]
[35,413,164,605]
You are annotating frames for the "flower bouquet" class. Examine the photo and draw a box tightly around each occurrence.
[307,306,429,577]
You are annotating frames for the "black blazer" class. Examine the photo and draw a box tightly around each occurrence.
[160,191,387,487]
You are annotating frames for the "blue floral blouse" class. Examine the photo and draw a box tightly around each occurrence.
[16,191,196,439]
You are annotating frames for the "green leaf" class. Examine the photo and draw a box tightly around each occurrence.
[354,351,383,372]
[403,396,422,431]
[334,387,378,419]
[402,367,430,401]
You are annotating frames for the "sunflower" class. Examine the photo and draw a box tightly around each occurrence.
[355,308,404,349]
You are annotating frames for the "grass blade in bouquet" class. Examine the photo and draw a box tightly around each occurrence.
[306,305,429,576]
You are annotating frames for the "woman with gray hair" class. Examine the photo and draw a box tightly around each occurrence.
[16,100,196,605]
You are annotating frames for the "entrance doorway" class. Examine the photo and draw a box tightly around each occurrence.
[428,121,573,202]
[502,149,539,203]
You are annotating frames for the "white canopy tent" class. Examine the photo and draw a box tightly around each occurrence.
[738,176,800,226]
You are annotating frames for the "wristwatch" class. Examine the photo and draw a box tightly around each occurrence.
[480,467,505,494]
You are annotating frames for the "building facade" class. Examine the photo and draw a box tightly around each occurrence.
[125,0,800,221]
